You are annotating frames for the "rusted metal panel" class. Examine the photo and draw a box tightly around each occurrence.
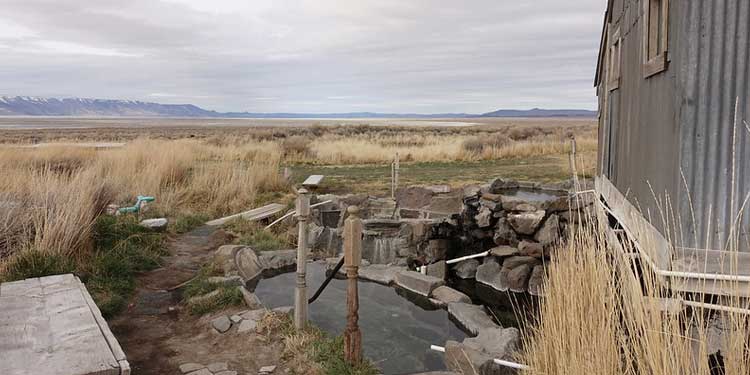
[675,0,750,252]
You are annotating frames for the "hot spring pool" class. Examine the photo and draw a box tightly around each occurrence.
[253,262,467,374]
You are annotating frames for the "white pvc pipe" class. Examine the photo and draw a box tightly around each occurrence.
[493,359,530,370]
[417,251,490,274]
[264,200,333,230]
[446,251,489,265]
[430,345,445,353]
[682,300,750,315]
[429,345,530,371]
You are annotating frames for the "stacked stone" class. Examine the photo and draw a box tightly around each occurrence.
[455,178,593,296]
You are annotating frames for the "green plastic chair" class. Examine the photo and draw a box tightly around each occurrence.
[118,195,155,214]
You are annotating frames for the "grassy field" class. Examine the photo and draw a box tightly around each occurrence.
[291,155,590,195]
[0,116,594,335]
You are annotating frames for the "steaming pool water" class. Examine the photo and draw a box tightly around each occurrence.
[253,262,468,374]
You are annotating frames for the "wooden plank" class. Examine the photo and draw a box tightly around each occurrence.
[206,203,284,226]
[597,176,672,272]
[302,175,324,187]
[0,275,124,375]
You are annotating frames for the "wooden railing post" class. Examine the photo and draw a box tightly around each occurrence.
[343,205,363,364]
[294,187,310,329]
[391,152,400,199]
[568,137,579,191]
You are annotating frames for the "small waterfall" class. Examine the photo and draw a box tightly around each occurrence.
[370,236,399,264]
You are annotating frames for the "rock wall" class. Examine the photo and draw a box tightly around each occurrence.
[453,178,593,295]
[305,178,594,297]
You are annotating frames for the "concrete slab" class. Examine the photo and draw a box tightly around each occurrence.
[0,274,130,375]
[302,175,325,187]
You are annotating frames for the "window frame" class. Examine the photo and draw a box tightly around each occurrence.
[642,0,669,78]
[608,27,622,91]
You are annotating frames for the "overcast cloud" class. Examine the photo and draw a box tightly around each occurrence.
[0,0,606,113]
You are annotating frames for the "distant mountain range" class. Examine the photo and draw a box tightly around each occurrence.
[0,96,596,118]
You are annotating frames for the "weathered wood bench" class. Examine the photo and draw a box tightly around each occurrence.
[0,274,130,375]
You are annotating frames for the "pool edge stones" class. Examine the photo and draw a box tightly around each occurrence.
[395,270,445,297]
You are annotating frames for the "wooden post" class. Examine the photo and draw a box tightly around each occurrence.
[391,153,400,200]
[568,138,579,191]
[294,187,310,329]
[395,152,400,196]
[343,205,363,364]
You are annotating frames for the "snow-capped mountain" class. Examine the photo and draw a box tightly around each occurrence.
[0,96,217,117]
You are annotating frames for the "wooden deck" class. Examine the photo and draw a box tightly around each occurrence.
[596,176,750,302]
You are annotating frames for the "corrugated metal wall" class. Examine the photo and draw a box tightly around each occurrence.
[600,0,682,239]
[599,0,750,252]
[676,0,750,252]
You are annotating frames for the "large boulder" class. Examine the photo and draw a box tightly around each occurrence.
[358,264,406,285]
[489,178,519,193]
[431,286,471,305]
[425,260,447,280]
[396,186,435,209]
[503,195,540,212]
[258,249,297,271]
[464,185,481,199]
[395,270,445,297]
[517,240,544,259]
[490,246,519,258]
[429,195,464,215]
[464,327,520,359]
[446,327,521,375]
[506,264,532,293]
[493,218,518,246]
[502,256,541,269]
[507,210,546,235]
[447,302,498,336]
[236,247,265,281]
[527,265,545,296]
[475,207,493,228]
[534,214,561,247]
[214,245,245,274]
[214,245,266,284]
[476,258,508,292]
[453,259,480,279]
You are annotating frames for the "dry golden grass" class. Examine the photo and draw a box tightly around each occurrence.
[520,218,750,375]
[297,131,596,164]
[0,139,285,267]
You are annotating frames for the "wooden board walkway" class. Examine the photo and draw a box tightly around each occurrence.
[205,203,285,226]
[597,175,750,305]
[0,274,130,375]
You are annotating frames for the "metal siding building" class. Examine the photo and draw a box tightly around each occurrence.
[597,0,750,253]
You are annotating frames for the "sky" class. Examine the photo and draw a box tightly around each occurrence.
[0,0,606,114]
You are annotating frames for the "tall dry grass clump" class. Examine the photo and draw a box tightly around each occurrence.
[90,139,285,216]
[0,139,285,269]
[520,216,750,375]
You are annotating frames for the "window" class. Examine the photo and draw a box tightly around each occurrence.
[642,0,669,78]
[608,27,622,91]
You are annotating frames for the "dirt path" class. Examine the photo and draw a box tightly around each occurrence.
[109,226,285,375]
